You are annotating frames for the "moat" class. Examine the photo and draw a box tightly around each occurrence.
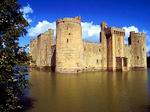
[26,69,150,112]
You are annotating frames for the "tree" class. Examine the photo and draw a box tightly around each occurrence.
[0,0,29,111]
[148,51,150,68]
[147,51,150,57]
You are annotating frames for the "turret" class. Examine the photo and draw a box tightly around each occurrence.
[56,16,84,73]
[129,31,147,68]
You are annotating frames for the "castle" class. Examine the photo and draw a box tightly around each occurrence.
[30,16,147,73]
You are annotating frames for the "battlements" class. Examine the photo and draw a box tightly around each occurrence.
[39,29,54,37]
[111,27,125,35]
[130,31,146,37]
[30,29,54,42]
[56,16,81,24]
[45,29,54,34]
[101,22,125,36]
[30,16,147,73]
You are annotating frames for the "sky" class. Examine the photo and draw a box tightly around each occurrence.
[19,0,150,52]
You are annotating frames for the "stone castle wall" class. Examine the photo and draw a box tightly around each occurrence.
[30,16,147,73]
[82,42,102,71]
[30,29,53,67]
[124,44,132,69]
[30,38,38,66]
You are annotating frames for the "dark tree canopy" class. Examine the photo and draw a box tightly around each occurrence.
[148,51,150,56]
[148,51,150,68]
[0,0,29,111]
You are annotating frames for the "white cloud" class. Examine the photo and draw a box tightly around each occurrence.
[81,22,100,39]
[122,26,139,44]
[28,20,150,52]
[21,5,33,14]
[28,21,56,38]
[28,21,100,41]
[21,5,33,23]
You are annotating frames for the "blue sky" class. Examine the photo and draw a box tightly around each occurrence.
[19,0,150,52]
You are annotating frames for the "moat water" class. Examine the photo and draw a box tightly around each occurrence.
[26,69,150,112]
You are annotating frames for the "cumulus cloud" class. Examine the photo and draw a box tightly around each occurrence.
[21,5,33,23]
[28,21,100,41]
[27,20,150,52]
[28,21,56,38]
[81,22,100,38]
[21,4,33,14]
[122,26,139,44]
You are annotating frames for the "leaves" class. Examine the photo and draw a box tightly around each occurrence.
[0,0,29,111]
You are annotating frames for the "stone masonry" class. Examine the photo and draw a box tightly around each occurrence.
[30,16,147,73]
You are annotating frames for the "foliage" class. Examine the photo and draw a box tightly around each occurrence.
[148,51,150,68]
[0,0,29,111]
[148,51,150,57]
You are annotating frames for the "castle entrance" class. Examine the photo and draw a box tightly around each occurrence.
[123,57,128,71]
[116,57,122,71]
[116,57,128,71]
[123,58,127,67]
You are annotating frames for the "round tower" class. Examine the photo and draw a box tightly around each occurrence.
[56,16,84,73]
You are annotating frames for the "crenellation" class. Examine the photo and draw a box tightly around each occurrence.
[130,31,146,37]
[30,16,147,73]
[111,27,125,32]
[56,16,81,25]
